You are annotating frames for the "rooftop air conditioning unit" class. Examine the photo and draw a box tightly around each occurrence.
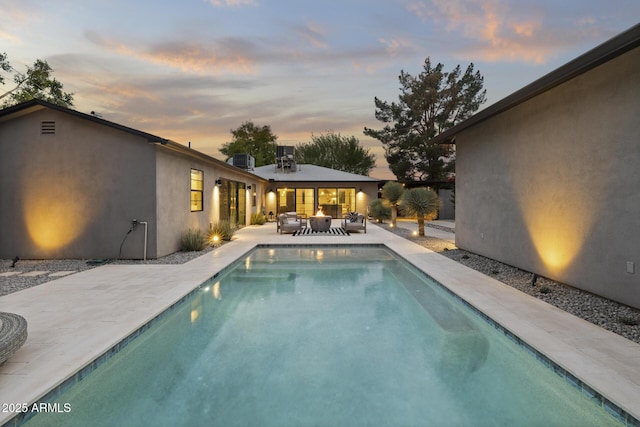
[229,154,255,170]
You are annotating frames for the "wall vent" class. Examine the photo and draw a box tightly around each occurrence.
[41,121,56,135]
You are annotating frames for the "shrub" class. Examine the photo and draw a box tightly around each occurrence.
[181,228,207,251]
[539,287,551,294]
[208,220,237,242]
[369,198,391,223]
[250,212,267,225]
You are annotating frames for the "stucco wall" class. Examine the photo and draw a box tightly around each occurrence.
[456,47,640,308]
[155,148,263,257]
[0,109,156,259]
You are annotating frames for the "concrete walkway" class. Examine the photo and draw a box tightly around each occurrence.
[395,218,456,244]
[1,221,639,425]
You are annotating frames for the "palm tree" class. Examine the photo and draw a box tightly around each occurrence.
[381,181,404,227]
[400,188,441,236]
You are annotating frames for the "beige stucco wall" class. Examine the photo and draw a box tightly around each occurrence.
[155,148,264,257]
[0,109,156,259]
[456,47,640,308]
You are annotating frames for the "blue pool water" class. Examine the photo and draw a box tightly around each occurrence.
[24,247,622,426]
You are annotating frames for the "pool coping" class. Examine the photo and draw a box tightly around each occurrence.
[1,222,639,426]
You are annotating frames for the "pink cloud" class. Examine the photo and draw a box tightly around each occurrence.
[406,0,552,64]
[85,31,257,75]
[208,0,255,6]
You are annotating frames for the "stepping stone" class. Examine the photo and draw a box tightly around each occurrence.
[48,271,76,277]
[19,271,49,277]
[0,272,22,277]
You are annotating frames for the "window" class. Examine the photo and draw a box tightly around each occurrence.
[296,188,314,216]
[190,169,203,211]
[219,180,247,227]
[318,187,355,218]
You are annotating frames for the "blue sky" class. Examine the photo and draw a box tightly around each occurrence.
[1,0,638,179]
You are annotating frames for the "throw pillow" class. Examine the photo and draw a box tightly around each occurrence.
[347,212,359,223]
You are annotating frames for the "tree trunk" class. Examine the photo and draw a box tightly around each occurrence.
[418,215,425,236]
[391,205,397,227]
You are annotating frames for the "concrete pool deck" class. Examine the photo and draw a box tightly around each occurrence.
[1,221,639,425]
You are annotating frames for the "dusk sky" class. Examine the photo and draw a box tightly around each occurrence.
[1,1,638,179]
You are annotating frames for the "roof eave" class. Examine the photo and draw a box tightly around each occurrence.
[431,23,640,145]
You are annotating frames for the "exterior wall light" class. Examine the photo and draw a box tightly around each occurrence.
[216,179,223,186]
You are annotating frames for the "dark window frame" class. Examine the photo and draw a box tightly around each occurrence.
[190,169,204,212]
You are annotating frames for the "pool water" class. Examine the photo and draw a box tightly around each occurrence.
[25,247,622,426]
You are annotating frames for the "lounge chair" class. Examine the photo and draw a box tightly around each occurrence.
[342,212,366,233]
[277,212,307,234]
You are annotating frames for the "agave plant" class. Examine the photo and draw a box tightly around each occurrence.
[381,181,405,227]
[400,188,441,236]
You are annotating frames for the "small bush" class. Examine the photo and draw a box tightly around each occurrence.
[539,286,551,294]
[461,254,470,260]
[369,199,391,223]
[208,220,237,242]
[181,228,207,251]
[250,212,267,225]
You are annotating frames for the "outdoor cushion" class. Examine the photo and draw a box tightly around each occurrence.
[347,212,359,223]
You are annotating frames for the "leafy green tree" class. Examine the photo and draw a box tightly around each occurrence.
[295,131,375,176]
[364,58,485,181]
[369,198,391,223]
[380,181,404,227]
[219,121,278,167]
[400,188,442,236]
[1,55,74,108]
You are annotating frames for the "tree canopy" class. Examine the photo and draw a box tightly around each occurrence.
[295,131,375,176]
[364,58,486,181]
[1,54,74,108]
[219,121,278,167]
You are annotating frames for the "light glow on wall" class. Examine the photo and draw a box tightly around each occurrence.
[522,210,587,273]
[511,162,604,275]
[23,181,93,252]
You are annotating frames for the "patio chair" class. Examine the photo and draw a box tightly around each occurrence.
[277,212,306,234]
[342,212,366,233]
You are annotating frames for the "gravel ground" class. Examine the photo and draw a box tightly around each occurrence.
[2,228,639,344]
[382,223,640,344]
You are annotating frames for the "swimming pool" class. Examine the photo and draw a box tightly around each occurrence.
[23,246,623,426]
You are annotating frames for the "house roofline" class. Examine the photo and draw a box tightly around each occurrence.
[0,99,169,144]
[0,99,267,183]
[431,23,640,145]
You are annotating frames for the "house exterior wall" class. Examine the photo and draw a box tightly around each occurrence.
[263,181,378,219]
[456,47,640,308]
[155,148,264,257]
[0,109,157,259]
